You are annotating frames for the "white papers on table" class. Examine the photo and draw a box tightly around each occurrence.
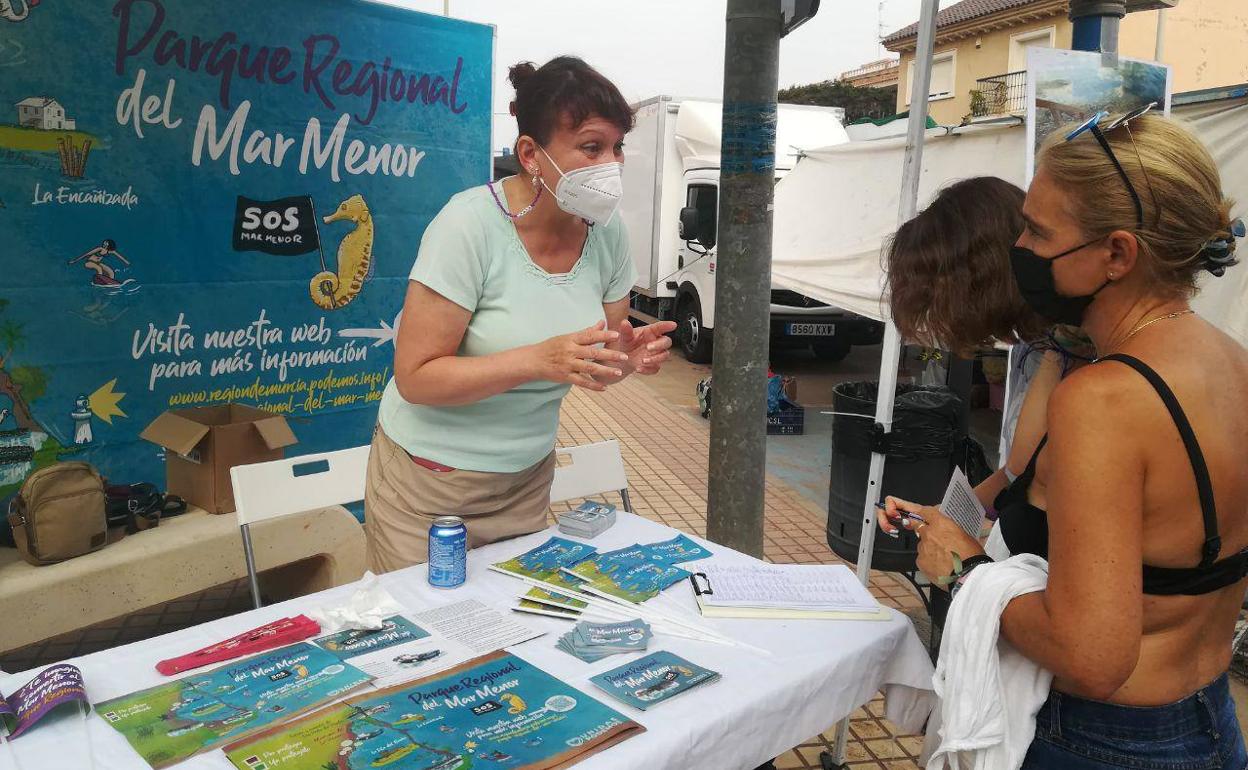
[414,598,544,654]
[940,466,987,539]
[309,614,477,689]
[694,563,881,613]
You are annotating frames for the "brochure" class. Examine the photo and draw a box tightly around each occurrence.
[94,643,371,769]
[562,545,649,581]
[513,600,581,621]
[643,534,713,567]
[522,586,589,613]
[571,560,690,603]
[490,537,598,582]
[562,539,711,584]
[414,599,544,656]
[0,664,89,739]
[311,614,476,688]
[589,651,720,711]
[224,651,644,770]
[557,621,651,663]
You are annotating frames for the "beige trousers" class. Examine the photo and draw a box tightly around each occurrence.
[364,425,556,574]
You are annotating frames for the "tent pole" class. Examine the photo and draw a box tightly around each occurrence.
[827,5,941,768]
[854,0,940,587]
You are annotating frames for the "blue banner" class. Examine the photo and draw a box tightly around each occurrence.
[0,0,493,498]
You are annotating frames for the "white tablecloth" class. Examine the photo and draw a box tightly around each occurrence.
[2,513,935,770]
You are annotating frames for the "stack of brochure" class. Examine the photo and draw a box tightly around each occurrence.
[557,619,652,662]
[494,535,714,616]
[556,500,618,538]
[589,651,720,710]
[690,563,888,621]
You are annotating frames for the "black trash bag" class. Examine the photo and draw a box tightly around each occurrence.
[826,382,965,573]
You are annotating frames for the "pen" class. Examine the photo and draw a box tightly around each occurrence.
[875,501,924,539]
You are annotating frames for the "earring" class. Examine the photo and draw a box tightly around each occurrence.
[529,170,540,189]
[1108,272,1116,279]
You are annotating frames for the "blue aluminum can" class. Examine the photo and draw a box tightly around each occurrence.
[428,516,467,588]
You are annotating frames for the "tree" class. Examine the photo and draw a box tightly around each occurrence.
[11,366,47,403]
[779,79,899,123]
[0,303,45,433]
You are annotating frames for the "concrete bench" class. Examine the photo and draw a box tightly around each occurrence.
[0,505,365,654]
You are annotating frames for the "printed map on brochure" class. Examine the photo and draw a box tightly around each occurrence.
[224,651,644,770]
[310,614,477,689]
[93,643,371,769]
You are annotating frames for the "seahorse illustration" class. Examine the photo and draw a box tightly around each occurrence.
[310,194,373,310]
[0,0,39,23]
[499,693,527,714]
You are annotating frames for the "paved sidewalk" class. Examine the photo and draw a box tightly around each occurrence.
[557,376,927,770]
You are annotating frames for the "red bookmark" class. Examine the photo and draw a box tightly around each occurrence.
[155,615,321,676]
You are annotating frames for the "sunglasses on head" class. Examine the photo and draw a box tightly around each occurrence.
[1063,102,1159,231]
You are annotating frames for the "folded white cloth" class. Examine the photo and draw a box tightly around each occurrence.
[925,554,1053,770]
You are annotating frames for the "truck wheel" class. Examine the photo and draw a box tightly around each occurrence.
[811,337,851,363]
[678,295,713,364]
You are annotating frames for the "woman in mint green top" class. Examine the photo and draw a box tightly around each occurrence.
[364,57,676,573]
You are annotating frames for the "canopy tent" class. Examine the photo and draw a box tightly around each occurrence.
[671,98,850,172]
[769,93,1248,346]
[771,123,1026,323]
[845,111,939,142]
[1183,92,1248,348]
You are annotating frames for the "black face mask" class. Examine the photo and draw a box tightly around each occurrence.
[1009,238,1109,326]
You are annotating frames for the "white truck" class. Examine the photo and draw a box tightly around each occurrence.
[621,95,883,364]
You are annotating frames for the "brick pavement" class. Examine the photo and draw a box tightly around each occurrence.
[557,376,927,770]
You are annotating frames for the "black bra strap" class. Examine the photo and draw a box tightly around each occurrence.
[1016,435,1049,485]
[1099,353,1220,567]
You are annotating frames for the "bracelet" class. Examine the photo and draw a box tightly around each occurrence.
[949,555,995,599]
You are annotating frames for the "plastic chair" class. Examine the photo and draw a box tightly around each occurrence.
[549,440,633,513]
[230,446,370,608]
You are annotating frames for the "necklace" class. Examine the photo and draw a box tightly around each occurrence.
[1103,309,1194,357]
[489,178,542,220]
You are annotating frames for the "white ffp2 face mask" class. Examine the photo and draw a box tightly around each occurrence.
[537,146,623,225]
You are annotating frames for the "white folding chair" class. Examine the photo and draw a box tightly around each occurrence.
[549,440,633,513]
[230,445,370,608]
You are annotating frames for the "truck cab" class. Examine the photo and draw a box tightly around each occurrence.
[623,97,884,364]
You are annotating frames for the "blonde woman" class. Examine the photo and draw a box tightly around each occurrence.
[893,111,1247,767]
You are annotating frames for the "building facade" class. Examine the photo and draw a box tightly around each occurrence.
[884,0,1248,125]
[838,58,901,89]
[16,97,75,130]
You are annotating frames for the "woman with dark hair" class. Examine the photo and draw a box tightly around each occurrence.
[364,57,676,573]
[879,177,1077,529]
[893,112,1247,767]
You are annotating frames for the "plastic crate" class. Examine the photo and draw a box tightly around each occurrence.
[766,405,805,435]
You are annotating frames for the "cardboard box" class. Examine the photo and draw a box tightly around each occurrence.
[140,404,298,514]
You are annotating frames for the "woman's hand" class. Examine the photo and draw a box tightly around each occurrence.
[884,496,986,587]
[611,320,677,376]
[531,321,630,392]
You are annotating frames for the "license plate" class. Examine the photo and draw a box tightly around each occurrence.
[787,323,836,336]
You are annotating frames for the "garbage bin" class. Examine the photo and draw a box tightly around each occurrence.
[826,382,964,573]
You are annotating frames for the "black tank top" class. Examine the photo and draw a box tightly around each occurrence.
[992,353,1248,596]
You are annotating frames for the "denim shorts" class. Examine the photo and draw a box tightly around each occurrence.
[1021,673,1247,770]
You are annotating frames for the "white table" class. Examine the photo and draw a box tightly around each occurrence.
[1,513,935,770]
